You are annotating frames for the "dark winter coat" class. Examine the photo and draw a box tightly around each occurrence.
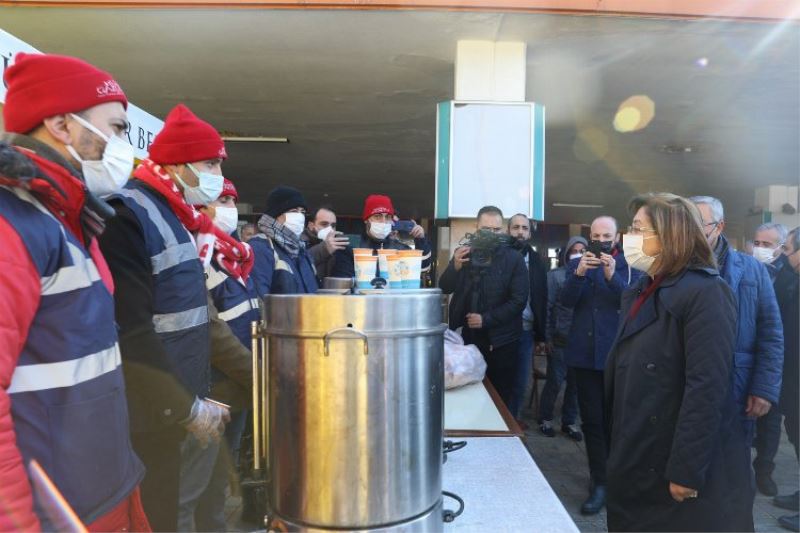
[249,235,318,297]
[520,245,548,342]
[716,241,784,409]
[605,266,751,532]
[547,236,588,345]
[439,245,529,348]
[561,249,639,370]
[773,254,799,415]
[301,228,337,281]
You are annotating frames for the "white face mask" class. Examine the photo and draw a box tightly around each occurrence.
[369,221,392,241]
[283,211,305,237]
[623,234,660,273]
[569,253,584,261]
[753,246,778,264]
[213,206,239,235]
[65,113,134,197]
[175,163,224,206]
[316,225,334,242]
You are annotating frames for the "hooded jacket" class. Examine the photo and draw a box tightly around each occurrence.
[546,236,588,345]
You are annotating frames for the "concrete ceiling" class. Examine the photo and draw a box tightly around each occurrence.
[1,7,798,232]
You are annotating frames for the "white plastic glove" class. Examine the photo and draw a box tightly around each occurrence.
[182,397,230,448]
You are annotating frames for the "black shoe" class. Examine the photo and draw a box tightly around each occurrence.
[562,424,583,442]
[776,492,800,512]
[581,484,606,515]
[539,421,555,438]
[779,514,800,532]
[756,471,779,496]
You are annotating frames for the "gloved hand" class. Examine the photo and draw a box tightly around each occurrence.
[182,397,231,448]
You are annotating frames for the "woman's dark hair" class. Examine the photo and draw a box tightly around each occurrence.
[628,192,716,277]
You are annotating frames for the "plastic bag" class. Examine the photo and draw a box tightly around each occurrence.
[444,329,487,390]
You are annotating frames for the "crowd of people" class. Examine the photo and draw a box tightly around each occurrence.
[0,50,797,533]
[441,198,798,531]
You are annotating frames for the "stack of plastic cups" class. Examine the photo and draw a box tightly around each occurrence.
[352,249,377,289]
[397,250,423,289]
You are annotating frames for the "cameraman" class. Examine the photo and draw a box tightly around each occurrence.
[439,206,530,408]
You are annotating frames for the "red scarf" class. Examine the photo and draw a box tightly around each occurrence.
[628,274,665,319]
[133,159,253,283]
[4,147,116,294]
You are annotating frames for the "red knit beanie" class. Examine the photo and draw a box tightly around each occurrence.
[148,104,227,165]
[362,194,395,221]
[221,178,238,201]
[3,52,128,134]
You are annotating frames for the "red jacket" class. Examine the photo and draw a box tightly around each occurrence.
[0,146,114,531]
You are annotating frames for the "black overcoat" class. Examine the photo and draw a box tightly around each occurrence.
[605,266,752,532]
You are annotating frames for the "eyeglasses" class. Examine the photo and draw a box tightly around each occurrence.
[627,226,658,236]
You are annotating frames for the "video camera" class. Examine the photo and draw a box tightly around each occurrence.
[459,230,512,269]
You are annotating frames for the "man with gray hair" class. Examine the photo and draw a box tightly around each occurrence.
[753,222,788,269]
[751,222,790,495]
[690,196,784,523]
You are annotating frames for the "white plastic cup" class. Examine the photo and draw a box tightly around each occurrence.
[399,252,423,289]
[354,254,377,289]
[387,255,403,289]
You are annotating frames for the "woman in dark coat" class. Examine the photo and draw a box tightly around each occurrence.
[605,193,751,532]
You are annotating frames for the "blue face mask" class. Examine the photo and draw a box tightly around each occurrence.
[175,163,224,205]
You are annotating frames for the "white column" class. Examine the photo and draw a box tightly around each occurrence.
[455,40,527,102]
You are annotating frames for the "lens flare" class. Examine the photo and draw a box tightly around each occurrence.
[613,95,655,133]
[613,107,642,133]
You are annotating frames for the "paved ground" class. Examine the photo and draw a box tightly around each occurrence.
[518,393,800,533]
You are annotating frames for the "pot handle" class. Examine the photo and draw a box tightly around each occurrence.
[323,326,369,357]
